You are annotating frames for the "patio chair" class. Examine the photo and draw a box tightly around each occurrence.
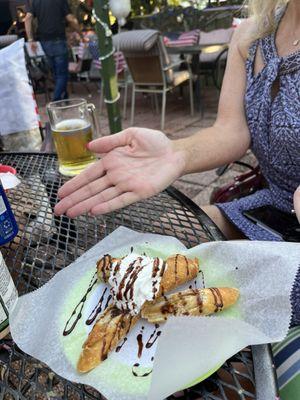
[68,43,93,94]
[198,28,233,89]
[113,29,194,130]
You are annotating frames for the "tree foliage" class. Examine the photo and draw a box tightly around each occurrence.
[69,0,244,20]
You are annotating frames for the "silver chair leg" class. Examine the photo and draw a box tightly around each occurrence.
[123,82,129,120]
[99,81,104,115]
[189,78,194,117]
[161,90,167,131]
[130,84,136,126]
[154,93,159,114]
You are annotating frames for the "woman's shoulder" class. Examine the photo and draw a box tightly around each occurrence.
[231,17,258,61]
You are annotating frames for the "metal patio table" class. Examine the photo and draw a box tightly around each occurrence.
[167,44,229,110]
[0,152,278,400]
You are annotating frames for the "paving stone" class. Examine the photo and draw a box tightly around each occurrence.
[172,180,205,200]
[180,169,218,186]
[192,185,215,206]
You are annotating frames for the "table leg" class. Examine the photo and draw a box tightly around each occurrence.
[191,54,202,115]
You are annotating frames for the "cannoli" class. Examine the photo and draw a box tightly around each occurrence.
[97,253,199,314]
[141,287,240,323]
[78,253,199,372]
[77,305,139,373]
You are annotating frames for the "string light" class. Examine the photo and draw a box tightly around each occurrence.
[92,8,112,37]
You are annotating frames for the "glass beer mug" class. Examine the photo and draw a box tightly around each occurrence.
[47,99,98,177]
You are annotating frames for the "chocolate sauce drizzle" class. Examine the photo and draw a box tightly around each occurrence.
[104,294,112,309]
[184,255,189,276]
[115,337,127,353]
[116,258,141,301]
[85,288,108,326]
[174,255,179,282]
[193,288,203,314]
[209,287,224,312]
[136,326,145,358]
[124,264,144,300]
[145,324,161,349]
[137,333,144,358]
[132,363,152,377]
[99,254,112,282]
[199,270,205,288]
[63,272,97,336]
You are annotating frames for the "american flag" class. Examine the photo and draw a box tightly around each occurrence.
[88,41,126,74]
[164,29,200,47]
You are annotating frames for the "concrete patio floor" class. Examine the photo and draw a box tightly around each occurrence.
[37,80,257,210]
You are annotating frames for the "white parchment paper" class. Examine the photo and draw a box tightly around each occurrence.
[0,172,20,190]
[10,227,300,400]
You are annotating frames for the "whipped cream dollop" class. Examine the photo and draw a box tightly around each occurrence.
[108,253,167,315]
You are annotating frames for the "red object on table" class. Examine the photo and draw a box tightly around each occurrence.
[0,165,17,192]
[0,165,17,175]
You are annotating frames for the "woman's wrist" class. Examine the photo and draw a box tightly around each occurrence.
[172,138,189,177]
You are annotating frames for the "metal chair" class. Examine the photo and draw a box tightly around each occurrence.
[114,29,194,130]
[68,44,93,94]
[197,28,233,89]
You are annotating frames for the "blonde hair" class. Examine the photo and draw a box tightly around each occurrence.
[246,0,289,38]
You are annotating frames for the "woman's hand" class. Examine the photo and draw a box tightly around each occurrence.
[294,187,300,223]
[54,128,185,218]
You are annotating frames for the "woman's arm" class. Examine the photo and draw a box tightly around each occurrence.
[55,21,254,217]
[294,187,300,223]
[174,21,252,174]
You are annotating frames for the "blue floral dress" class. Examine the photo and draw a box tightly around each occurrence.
[217,13,300,326]
[216,11,300,396]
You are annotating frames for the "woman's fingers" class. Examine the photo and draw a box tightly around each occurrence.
[65,186,122,218]
[90,192,140,215]
[54,175,110,216]
[57,159,105,199]
[88,129,133,153]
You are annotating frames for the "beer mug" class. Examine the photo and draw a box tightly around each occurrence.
[47,99,99,177]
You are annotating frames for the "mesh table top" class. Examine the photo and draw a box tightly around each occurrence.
[0,153,277,400]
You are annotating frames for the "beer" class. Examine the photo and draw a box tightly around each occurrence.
[52,119,96,177]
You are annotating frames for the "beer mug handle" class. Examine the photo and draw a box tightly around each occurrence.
[87,104,100,139]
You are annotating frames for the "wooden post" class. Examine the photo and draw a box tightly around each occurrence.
[93,0,122,134]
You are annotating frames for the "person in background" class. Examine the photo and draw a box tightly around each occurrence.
[24,0,81,101]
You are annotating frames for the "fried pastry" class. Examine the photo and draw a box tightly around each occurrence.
[77,305,139,373]
[78,253,199,373]
[141,287,240,323]
[97,253,199,314]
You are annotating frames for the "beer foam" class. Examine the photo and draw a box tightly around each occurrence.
[55,119,90,132]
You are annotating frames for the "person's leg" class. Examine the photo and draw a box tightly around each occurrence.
[41,40,69,101]
[40,41,55,83]
[51,40,69,101]
[52,51,69,101]
[201,205,246,240]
